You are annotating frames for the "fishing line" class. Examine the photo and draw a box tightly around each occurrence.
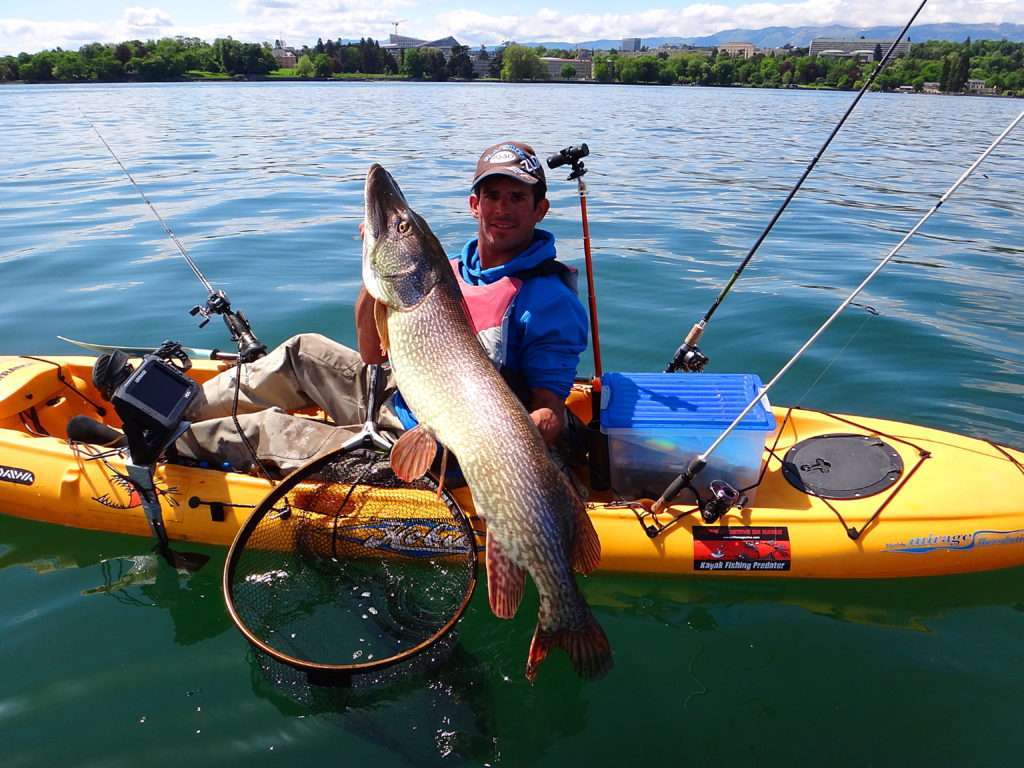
[665,0,929,372]
[654,109,1024,512]
[81,112,215,294]
[80,110,273,481]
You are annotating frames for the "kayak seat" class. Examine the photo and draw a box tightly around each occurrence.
[0,357,65,420]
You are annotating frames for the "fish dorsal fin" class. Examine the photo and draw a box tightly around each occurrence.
[571,501,602,574]
[373,299,390,355]
[389,424,436,481]
[485,534,526,619]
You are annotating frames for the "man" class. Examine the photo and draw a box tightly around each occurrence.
[176,141,587,476]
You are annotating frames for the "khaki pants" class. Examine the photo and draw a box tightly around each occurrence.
[175,334,403,476]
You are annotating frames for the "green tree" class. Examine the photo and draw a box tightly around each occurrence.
[401,47,425,78]
[448,44,474,79]
[421,48,448,81]
[501,44,544,81]
[313,53,331,77]
[18,51,56,81]
[561,63,576,79]
[295,54,314,78]
[0,56,19,81]
[52,51,89,80]
[593,55,615,82]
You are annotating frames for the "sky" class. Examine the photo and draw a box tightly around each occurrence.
[2,1,1022,56]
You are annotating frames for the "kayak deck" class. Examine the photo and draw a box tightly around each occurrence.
[1,354,1022,578]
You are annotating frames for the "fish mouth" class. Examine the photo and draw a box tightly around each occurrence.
[364,163,409,241]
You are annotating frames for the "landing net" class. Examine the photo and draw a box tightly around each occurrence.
[223,447,477,676]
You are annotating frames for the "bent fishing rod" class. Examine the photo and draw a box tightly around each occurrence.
[665,0,929,373]
[82,114,266,363]
[653,109,1024,515]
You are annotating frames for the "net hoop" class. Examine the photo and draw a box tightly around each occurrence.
[222,445,478,674]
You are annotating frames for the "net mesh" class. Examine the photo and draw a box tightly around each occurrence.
[225,448,477,671]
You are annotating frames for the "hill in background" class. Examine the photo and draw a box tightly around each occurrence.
[525,22,1024,50]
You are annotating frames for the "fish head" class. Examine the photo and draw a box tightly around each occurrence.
[362,163,448,310]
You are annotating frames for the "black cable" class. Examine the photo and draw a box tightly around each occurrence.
[230,362,276,484]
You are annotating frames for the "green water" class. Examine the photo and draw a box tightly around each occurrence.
[1,82,1023,765]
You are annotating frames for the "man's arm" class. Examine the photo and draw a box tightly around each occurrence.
[529,387,566,446]
[355,286,386,364]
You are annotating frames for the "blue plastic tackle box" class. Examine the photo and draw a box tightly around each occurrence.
[599,372,776,502]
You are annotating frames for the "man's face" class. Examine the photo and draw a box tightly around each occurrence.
[469,176,550,266]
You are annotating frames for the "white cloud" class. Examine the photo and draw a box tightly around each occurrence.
[2,0,1023,55]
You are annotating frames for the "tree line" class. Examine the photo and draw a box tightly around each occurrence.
[1,37,278,81]
[585,38,1023,95]
[3,35,1022,94]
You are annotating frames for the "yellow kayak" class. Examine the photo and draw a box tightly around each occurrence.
[1,353,1022,579]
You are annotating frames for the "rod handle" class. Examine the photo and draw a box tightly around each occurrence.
[652,457,706,513]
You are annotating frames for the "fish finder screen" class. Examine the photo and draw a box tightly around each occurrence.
[122,361,192,419]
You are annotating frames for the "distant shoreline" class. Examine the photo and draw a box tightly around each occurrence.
[2,76,1018,98]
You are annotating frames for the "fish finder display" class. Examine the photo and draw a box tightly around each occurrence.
[122,361,192,419]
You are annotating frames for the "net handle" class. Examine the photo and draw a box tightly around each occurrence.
[221,445,478,674]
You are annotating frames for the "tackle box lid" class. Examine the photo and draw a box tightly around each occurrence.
[600,372,776,431]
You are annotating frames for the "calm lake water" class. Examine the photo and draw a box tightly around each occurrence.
[1,81,1023,766]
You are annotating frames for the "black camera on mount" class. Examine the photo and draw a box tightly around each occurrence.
[546,143,590,171]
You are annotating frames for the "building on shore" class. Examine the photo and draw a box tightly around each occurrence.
[809,37,911,61]
[382,34,462,59]
[539,56,593,80]
[621,38,642,52]
[271,44,297,68]
[923,81,941,94]
[966,78,998,95]
[717,42,756,59]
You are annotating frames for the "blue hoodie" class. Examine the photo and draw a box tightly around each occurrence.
[391,229,588,429]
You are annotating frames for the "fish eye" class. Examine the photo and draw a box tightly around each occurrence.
[397,219,411,234]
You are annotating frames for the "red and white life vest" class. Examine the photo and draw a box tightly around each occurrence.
[450,258,522,367]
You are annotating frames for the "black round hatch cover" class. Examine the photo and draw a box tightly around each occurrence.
[781,433,903,500]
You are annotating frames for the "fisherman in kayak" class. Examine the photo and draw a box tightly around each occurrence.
[168,141,588,476]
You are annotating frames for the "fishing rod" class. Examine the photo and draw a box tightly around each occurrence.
[664,0,929,374]
[82,115,266,363]
[653,109,1024,515]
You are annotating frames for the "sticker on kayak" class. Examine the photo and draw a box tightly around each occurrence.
[693,526,791,572]
[884,529,1024,554]
[0,464,34,486]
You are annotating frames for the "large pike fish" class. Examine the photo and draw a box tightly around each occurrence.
[361,163,612,681]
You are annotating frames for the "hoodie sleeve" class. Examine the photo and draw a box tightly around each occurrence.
[512,275,589,400]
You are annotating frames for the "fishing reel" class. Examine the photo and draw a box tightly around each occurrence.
[700,480,747,524]
[665,341,709,373]
[191,289,266,363]
[547,143,589,181]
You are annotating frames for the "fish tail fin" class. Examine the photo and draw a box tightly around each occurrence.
[525,614,613,682]
[571,501,601,574]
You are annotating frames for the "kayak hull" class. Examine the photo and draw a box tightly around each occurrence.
[2,354,1022,579]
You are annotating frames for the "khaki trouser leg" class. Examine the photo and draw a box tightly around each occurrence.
[176,333,403,475]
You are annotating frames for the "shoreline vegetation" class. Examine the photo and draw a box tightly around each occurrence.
[2,36,1022,97]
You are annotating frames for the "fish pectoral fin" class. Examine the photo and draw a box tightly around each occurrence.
[373,299,390,354]
[525,615,614,683]
[571,502,602,574]
[485,535,526,619]
[389,425,437,481]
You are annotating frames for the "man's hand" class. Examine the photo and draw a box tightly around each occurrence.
[356,287,387,364]
[529,388,567,446]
